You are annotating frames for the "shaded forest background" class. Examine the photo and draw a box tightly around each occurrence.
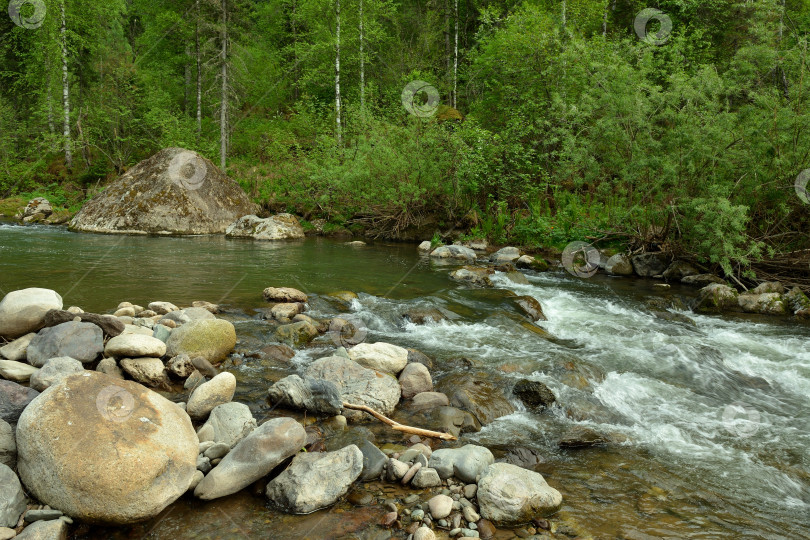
[1,0,809,279]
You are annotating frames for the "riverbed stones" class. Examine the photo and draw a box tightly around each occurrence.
[516,255,549,271]
[631,252,669,277]
[412,467,442,488]
[430,406,480,437]
[358,440,387,481]
[0,420,15,468]
[411,391,449,410]
[26,321,103,367]
[186,372,236,420]
[16,372,199,524]
[22,197,52,222]
[96,358,123,379]
[737,292,787,315]
[662,260,698,281]
[398,362,433,399]
[274,321,319,347]
[0,333,36,361]
[225,213,305,240]
[69,148,259,235]
[413,526,436,540]
[147,301,178,315]
[0,381,39,423]
[304,356,401,419]
[0,360,38,382]
[263,287,308,303]
[41,310,124,338]
[681,274,725,287]
[605,254,633,276]
[165,319,236,363]
[105,333,167,359]
[441,372,515,425]
[0,464,26,527]
[0,288,63,340]
[558,425,627,448]
[490,247,521,264]
[29,357,84,391]
[266,444,363,514]
[449,266,494,287]
[120,358,170,387]
[418,241,432,252]
[14,519,68,539]
[476,463,562,524]
[785,286,810,314]
[512,379,556,409]
[166,354,194,378]
[194,417,306,500]
[694,283,739,313]
[428,494,453,519]
[271,302,305,322]
[267,375,343,416]
[429,445,494,483]
[348,342,408,374]
[430,245,476,262]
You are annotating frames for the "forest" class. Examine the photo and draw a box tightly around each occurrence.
[1,0,809,281]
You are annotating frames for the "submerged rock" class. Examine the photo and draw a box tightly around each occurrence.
[267,375,343,416]
[512,379,556,409]
[558,425,627,448]
[737,292,787,315]
[440,372,516,425]
[266,445,363,514]
[194,417,306,500]
[477,463,562,524]
[225,214,305,240]
[16,372,198,524]
[512,296,546,322]
[274,321,319,347]
[69,148,258,235]
[0,288,63,340]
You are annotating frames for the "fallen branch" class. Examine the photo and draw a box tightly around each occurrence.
[342,402,457,441]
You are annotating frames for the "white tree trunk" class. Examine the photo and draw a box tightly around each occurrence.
[47,80,54,134]
[562,0,567,30]
[359,0,364,112]
[220,0,228,170]
[453,0,458,109]
[335,0,342,146]
[60,1,72,168]
[196,0,202,137]
[184,46,191,116]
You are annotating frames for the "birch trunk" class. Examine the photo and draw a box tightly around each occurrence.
[220,0,228,170]
[61,1,72,169]
[196,0,202,138]
[359,0,364,112]
[453,0,458,109]
[335,0,342,146]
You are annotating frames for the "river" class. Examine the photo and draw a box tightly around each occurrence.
[1,222,808,539]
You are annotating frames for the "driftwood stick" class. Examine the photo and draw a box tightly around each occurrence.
[342,402,457,441]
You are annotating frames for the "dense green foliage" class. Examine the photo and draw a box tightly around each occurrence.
[1,0,809,275]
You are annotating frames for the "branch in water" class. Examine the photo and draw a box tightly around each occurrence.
[342,402,457,441]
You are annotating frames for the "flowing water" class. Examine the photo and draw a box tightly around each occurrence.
[2,222,809,540]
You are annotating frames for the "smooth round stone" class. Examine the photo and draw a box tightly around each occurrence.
[428,494,453,519]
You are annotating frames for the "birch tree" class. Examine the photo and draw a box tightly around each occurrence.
[60,1,72,169]
[335,0,342,146]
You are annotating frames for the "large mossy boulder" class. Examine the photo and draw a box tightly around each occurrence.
[69,148,258,235]
[16,372,199,524]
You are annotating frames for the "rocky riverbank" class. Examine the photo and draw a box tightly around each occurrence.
[0,285,578,540]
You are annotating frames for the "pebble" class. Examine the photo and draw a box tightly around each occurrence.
[404,494,420,504]
[450,528,461,536]
[463,484,477,499]
[413,526,436,540]
[385,501,398,513]
[347,491,373,506]
[401,462,422,485]
[203,442,230,460]
[438,518,448,527]
[428,494,453,519]
[411,509,424,521]
[460,528,479,538]
[24,508,63,522]
[462,505,480,523]
[381,511,397,527]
